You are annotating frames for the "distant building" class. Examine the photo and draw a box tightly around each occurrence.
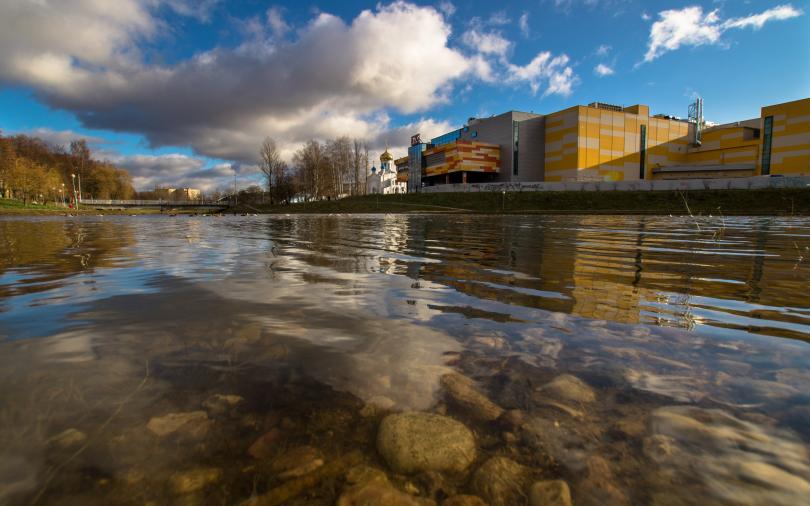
[367,149,406,195]
[395,96,810,190]
[154,187,202,201]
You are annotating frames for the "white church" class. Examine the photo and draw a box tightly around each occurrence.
[366,148,406,195]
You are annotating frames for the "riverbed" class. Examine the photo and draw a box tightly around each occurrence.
[1,214,809,505]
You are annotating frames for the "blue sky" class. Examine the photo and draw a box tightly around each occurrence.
[0,0,807,191]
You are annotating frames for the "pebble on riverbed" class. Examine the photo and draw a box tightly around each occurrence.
[269,445,324,480]
[471,456,530,506]
[377,412,476,474]
[168,467,222,494]
[440,372,504,422]
[146,411,211,438]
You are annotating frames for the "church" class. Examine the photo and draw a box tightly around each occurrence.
[366,148,406,195]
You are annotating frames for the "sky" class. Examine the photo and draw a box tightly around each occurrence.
[0,0,807,192]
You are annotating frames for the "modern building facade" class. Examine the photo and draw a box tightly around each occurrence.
[396,97,810,190]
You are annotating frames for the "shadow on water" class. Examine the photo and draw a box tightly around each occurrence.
[0,214,809,505]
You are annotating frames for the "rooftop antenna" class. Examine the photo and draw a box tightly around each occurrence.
[688,97,704,146]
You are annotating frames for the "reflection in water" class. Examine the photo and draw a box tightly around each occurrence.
[0,214,809,505]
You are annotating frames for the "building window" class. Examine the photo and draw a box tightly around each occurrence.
[761,116,773,175]
[471,131,478,138]
[513,120,519,176]
[639,124,647,180]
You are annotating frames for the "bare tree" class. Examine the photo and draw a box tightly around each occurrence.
[70,139,90,200]
[259,137,289,204]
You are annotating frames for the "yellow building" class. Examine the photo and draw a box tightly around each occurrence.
[760,97,810,175]
[400,97,810,189]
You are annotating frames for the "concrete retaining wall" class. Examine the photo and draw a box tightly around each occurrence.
[419,176,810,193]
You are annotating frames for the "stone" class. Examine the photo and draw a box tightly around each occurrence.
[202,394,244,416]
[345,465,389,487]
[471,456,530,506]
[146,411,210,438]
[443,495,487,506]
[377,412,476,474]
[168,468,222,494]
[537,375,596,403]
[529,480,572,506]
[270,445,324,480]
[338,482,435,506]
[498,409,525,430]
[248,428,281,459]
[441,373,504,422]
[49,428,87,449]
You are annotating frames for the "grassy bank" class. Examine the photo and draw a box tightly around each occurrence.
[237,187,810,216]
[0,199,165,215]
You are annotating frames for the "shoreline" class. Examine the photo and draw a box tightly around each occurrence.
[235,188,810,216]
[3,187,809,216]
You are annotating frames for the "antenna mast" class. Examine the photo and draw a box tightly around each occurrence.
[688,97,704,146]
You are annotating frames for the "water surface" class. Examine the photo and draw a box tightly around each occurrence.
[1,214,809,505]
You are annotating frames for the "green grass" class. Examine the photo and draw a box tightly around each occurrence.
[236,188,810,216]
[0,199,165,215]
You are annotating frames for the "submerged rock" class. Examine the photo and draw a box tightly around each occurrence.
[248,427,281,459]
[443,495,487,506]
[270,445,324,480]
[339,467,435,506]
[202,394,244,416]
[645,405,810,506]
[441,373,504,422]
[537,374,596,403]
[471,456,530,506]
[169,467,222,494]
[377,412,476,474]
[146,411,210,438]
[528,480,572,506]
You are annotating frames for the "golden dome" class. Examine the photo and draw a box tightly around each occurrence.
[380,149,393,162]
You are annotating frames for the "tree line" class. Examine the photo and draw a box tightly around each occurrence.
[259,136,371,203]
[0,133,135,205]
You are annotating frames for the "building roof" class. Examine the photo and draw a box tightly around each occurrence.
[380,149,393,162]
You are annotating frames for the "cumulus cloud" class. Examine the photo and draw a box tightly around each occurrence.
[14,128,106,150]
[506,53,578,96]
[595,44,611,56]
[437,1,456,17]
[111,153,260,192]
[644,4,803,62]
[461,29,511,56]
[594,63,614,76]
[0,0,581,193]
[0,1,475,167]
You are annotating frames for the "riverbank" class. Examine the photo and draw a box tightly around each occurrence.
[237,187,810,215]
[0,199,201,215]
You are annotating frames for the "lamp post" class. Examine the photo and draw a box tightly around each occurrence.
[61,183,66,207]
[71,173,78,210]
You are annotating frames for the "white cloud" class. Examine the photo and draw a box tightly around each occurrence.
[519,12,530,38]
[506,52,578,96]
[722,4,803,30]
[641,12,651,21]
[437,1,456,17]
[488,11,510,26]
[14,128,106,150]
[265,6,290,39]
[461,29,511,57]
[594,63,614,76]
[644,4,803,62]
[595,44,611,56]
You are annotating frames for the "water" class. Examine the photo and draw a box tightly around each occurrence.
[0,214,809,505]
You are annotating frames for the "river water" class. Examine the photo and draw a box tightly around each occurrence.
[1,214,809,505]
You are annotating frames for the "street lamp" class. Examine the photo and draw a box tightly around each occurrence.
[71,174,78,210]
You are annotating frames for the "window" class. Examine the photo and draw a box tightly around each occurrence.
[639,124,647,180]
[761,116,773,175]
[513,120,519,176]
[471,131,478,138]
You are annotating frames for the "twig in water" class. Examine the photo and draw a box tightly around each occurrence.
[678,191,701,232]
